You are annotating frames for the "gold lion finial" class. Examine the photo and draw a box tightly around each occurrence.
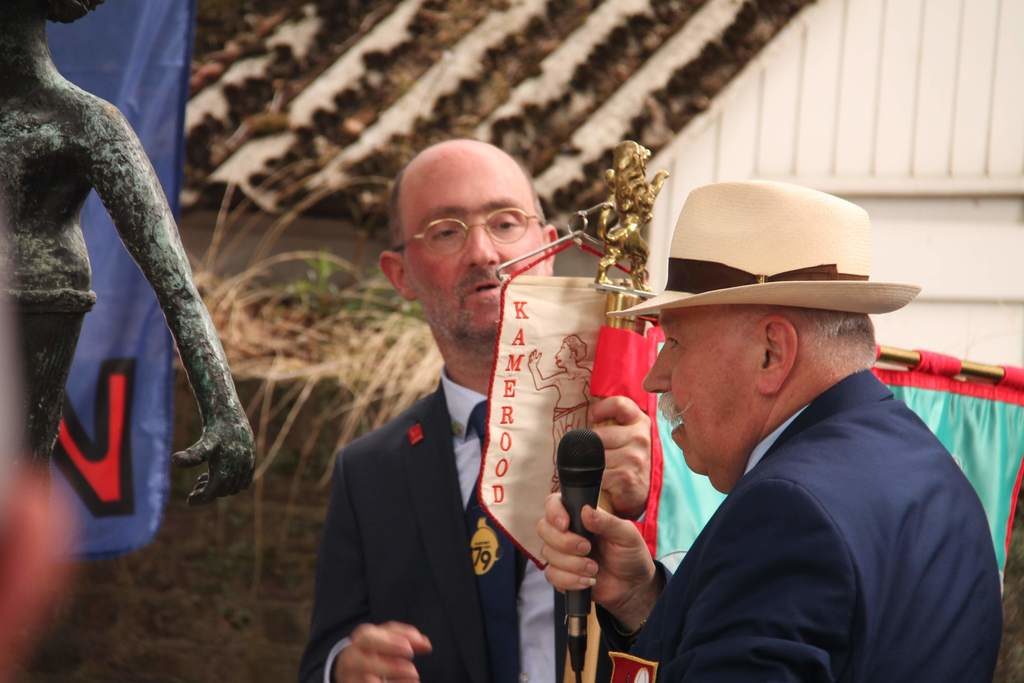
[593,141,669,293]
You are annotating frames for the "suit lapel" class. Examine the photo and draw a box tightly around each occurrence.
[404,386,489,683]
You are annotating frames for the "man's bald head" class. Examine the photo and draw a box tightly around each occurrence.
[387,139,544,248]
[377,139,558,393]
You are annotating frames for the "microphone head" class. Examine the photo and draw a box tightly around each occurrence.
[557,429,605,487]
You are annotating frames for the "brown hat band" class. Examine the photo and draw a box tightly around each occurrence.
[666,258,868,294]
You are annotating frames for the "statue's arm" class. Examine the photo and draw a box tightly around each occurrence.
[84,101,254,505]
[596,173,618,241]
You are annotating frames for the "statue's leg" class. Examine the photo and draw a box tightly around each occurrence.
[17,311,84,461]
[632,260,649,290]
[597,252,617,283]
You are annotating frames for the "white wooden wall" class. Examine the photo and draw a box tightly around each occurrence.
[648,0,1024,366]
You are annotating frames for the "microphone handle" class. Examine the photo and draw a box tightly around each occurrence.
[561,480,602,617]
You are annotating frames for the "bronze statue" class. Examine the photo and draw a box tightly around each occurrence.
[0,0,254,504]
[594,141,669,292]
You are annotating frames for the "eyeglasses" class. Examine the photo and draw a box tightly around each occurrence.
[395,207,539,255]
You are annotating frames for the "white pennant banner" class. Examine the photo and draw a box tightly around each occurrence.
[482,275,606,564]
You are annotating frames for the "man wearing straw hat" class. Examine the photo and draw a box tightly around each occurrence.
[537,180,1003,681]
[299,140,652,683]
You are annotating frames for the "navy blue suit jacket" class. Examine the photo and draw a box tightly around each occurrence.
[299,386,600,682]
[604,371,1002,682]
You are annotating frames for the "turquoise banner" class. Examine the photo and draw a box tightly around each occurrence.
[654,415,724,573]
[877,367,1024,575]
[654,364,1024,576]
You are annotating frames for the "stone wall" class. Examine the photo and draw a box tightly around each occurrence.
[14,372,1024,682]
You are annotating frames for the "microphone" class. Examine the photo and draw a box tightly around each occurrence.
[556,428,605,682]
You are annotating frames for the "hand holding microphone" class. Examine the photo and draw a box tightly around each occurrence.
[556,429,605,681]
[540,429,662,676]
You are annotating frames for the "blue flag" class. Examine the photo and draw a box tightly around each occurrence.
[47,0,197,558]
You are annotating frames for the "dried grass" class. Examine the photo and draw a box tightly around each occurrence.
[193,188,443,498]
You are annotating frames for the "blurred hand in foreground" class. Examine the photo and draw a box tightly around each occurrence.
[0,466,75,681]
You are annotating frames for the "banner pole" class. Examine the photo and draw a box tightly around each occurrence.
[561,141,667,683]
[877,345,1005,382]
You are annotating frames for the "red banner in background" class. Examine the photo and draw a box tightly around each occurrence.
[591,325,665,557]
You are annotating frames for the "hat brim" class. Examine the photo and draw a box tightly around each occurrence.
[615,280,921,317]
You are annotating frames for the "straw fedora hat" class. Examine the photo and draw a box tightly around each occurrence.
[619,180,920,317]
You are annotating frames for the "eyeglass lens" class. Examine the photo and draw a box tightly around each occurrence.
[423,208,531,253]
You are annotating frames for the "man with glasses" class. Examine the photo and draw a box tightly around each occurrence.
[299,139,652,683]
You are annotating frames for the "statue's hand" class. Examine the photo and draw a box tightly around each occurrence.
[172,413,255,506]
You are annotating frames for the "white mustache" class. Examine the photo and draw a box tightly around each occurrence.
[658,393,692,433]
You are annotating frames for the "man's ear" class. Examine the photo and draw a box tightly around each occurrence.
[756,315,798,395]
[379,250,417,301]
[542,222,558,244]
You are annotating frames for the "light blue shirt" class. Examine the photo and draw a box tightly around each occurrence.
[743,406,807,476]
[324,372,555,683]
[441,372,556,683]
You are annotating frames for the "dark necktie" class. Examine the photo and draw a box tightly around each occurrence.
[465,400,520,683]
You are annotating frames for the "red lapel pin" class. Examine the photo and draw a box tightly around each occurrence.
[407,423,424,445]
